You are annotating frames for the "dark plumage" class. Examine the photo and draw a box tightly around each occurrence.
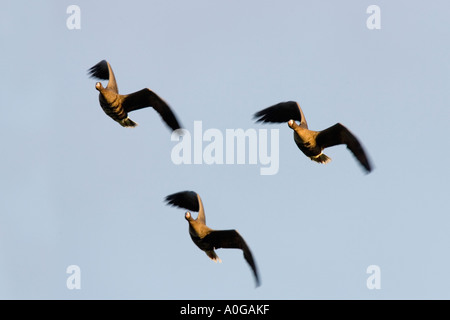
[254,101,372,173]
[165,191,260,287]
[88,60,181,131]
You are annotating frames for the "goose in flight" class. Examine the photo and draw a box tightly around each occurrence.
[165,190,260,287]
[88,60,182,131]
[254,101,372,173]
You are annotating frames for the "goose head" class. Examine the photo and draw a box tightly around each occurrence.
[95,82,104,91]
[185,211,193,222]
[288,119,297,129]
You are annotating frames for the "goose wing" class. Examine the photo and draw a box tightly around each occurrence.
[122,89,181,131]
[165,191,206,223]
[204,229,260,287]
[254,101,307,128]
[87,60,118,93]
[316,123,372,173]
[165,191,200,211]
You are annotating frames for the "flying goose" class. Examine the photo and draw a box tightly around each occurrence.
[165,191,260,287]
[88,60,181,131]
[254,101,372,173]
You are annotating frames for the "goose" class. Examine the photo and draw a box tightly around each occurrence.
[254,101,372,173]
[165,190,260,287]
[88,60,181,131]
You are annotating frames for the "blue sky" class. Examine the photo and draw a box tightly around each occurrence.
[1,1,450,299]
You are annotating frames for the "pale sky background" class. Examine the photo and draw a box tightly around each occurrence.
[1,1,450,299]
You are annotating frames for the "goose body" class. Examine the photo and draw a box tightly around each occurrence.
[88,60,181,131]
[165,190,260,287]
[254,101,372,173]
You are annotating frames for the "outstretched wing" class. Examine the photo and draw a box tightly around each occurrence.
[165,191,206,224]
[205,229,260,287]
[165,191,200,211]
[122,89,181,131]
[316,123,372,173]
[254,101,308,128]
[87,60,118,93]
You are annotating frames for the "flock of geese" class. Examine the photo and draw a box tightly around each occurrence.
[88,59,373,288]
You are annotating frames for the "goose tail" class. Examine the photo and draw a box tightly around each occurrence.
[205,250,222,263]
[119,117,138,128]
[310,153,331,164]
